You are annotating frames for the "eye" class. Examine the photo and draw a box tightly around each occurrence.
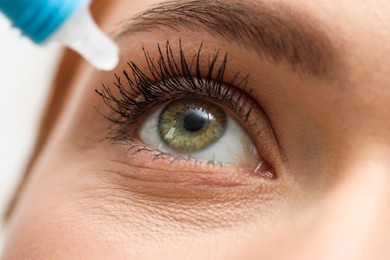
[138,97,259,167]
[97,40,280,178]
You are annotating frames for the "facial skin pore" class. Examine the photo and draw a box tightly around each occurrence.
[3,0,390,259]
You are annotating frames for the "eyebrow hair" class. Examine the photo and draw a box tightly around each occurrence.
[116,0,338,77]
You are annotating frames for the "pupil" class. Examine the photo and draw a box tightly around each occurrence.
[183,110,207,132]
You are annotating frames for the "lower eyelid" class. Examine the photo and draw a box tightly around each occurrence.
[106,136,272,184]
[96,151,279,202]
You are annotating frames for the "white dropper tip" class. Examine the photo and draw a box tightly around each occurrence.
[50,4,119,71]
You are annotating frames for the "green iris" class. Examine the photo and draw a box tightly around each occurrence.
[158,98,226,153]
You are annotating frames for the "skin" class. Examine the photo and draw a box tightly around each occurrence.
[3,0,390,259]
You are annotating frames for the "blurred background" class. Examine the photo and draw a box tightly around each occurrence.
[0,14,62,248]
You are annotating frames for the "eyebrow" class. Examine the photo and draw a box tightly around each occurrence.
[116,0,338,77]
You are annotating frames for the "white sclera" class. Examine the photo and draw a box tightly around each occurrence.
[49,3,119,71]
[139,106,259,167]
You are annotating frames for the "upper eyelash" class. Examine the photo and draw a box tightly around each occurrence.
[95,39,254,129]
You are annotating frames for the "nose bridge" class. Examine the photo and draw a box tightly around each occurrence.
[304,155,390,260]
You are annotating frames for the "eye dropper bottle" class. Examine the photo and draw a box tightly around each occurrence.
[0,0,119,71]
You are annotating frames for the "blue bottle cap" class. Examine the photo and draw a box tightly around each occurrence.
[0,0,81,43]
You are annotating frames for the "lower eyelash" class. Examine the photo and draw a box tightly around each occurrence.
[115,137,228,168]
[95,39,254,132]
